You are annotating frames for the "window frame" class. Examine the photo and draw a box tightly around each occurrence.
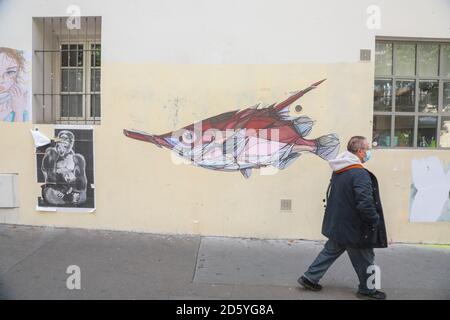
[373,38,450,149]
[55,39,101,123]
[32,16,101,125]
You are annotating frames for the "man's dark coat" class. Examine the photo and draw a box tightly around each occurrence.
[322,165,388,248]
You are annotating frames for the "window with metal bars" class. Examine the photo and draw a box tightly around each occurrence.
[373,39,450,149]
[32,16,101,124]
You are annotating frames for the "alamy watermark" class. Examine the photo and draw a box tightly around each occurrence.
[167,124,285,176]
[366,264,381,290]
[366,5,381,30]
[66,5,81,30]
[66,265,81,290]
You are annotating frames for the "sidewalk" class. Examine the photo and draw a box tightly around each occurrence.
[0,224,449,300]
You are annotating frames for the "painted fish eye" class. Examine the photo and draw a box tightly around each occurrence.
[181,130,196,144]
[295,105,303,112]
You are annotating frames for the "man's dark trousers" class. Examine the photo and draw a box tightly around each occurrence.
[303,239,375,294]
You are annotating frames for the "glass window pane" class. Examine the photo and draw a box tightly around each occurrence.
[77,45,84,67]
[375,42,392,76]
[373,115,391,147]
[395,80,415,112]
[394,116,414,147]
[91,44,101,67]
[418,116,437,148]
[90,94,101,117]
[61,44,68,67]
[440,117,450,148]
[69,45,77,67]
[61,69,83,92]
[90,69,101,92]
[61,95,83,117]
[419,81,438,113]
[374,79,392,111]
[394,43,416,76]
[442,45,450,77]
[444,82,450,112]
[417,44,439,77]
[69,44,83,67]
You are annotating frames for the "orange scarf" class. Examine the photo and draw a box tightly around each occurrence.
[334,164,364,174]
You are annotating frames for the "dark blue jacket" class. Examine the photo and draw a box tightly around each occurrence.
[322,165,388,248]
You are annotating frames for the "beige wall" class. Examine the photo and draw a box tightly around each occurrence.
[1,61,449,243]
[1,0,450,243]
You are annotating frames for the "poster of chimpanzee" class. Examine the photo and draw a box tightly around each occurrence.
[36,127,95,211]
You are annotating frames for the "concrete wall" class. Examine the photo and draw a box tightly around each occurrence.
[1,0,449,243]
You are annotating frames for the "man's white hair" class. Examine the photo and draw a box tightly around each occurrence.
[347,136,367,153]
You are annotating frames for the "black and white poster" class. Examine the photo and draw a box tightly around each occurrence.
[36,126,95,212]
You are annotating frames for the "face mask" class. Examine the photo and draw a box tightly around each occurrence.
[363,149,372,163]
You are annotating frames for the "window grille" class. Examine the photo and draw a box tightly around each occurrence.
[32,16,102,124]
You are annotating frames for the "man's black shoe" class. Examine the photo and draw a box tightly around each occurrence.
[356,290,387,300]
[297,276,322,291]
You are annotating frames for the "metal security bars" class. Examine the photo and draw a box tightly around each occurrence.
[32,17,102,124]
[373,39,450,149]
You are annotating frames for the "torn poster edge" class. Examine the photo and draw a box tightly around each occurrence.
[36,205,96,213]
[54,124,93,130]
[30,129,51,148]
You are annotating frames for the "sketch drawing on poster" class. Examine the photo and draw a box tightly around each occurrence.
[410,156,450,222]
[36,127,95,212]
[124,79,340,178]
[0,47,31,122]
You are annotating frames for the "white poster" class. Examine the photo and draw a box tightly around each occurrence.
[410,156,450,222]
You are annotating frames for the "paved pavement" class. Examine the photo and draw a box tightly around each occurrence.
[0,224,449,300]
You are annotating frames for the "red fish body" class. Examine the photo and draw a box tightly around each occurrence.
[124,79,339,178]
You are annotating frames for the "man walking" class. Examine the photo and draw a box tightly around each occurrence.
[298,136,388,299]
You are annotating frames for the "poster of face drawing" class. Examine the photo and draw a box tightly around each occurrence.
[36,128,95,211]
[0,47,31,122]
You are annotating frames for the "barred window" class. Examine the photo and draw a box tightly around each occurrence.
[373,40,450,148]
[32,17,101,124]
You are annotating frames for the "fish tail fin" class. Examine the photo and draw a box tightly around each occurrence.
[315,133,340,160]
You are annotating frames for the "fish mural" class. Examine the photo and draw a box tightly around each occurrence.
[124,79,340,178]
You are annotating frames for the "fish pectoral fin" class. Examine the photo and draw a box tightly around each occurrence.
[315,133,340,160]
[293,116,315,137]
[273,152,301,170]
[240,168,252,179]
